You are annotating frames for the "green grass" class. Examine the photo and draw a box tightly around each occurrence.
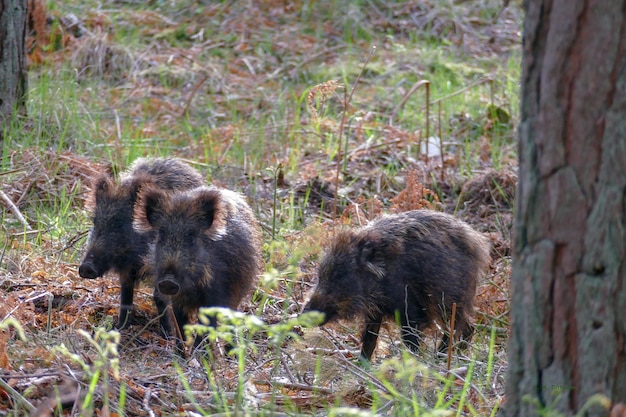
[0,0,520,415]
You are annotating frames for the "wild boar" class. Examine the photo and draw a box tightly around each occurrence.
[303,210,490,361]
[78,157,205,329]
[133,185,262,347]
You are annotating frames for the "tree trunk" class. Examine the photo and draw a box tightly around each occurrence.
[505,1,626,416]
[0,0,28,152]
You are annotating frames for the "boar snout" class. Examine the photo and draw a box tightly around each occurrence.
[79,260,101,279]
[158,276,180,296]
[302,299,333,325]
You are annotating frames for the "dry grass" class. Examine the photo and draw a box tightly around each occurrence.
[0,0,521,414]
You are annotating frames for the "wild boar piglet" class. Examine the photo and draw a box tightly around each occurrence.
[303,210,490,361]
[133,185,262,348]
[79,158,205,329]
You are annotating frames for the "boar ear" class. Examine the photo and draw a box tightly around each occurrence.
[195,189,228,240]
[133,188,166,232]
[127,173,154,204]
[86,175,114,211]
[356,233,386,280]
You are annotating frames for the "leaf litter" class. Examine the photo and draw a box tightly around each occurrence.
[1,0,521,414]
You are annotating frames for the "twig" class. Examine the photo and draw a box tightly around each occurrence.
[280,354,297,384]
[445,368,490,404]
[0,378,35,413]
[0,189,31,230]
[0,372,60,379]
[113,109,122,142]
[1,291,53,322]
[333,46,376,219]
[167,304,189,357]
[31,389,82,417]
[438,100,445,182]
[267,45,346,80]
[254,379,334,395]
[59,230,90,252]
[390,79,431,119]
[143,388,156,417]
[181,72,211,117]
[431,77,494,105]
[304,347,355,356]
[447,302,457,371]
[336,354,407,397]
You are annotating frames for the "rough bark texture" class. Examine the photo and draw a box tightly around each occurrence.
[0,0,28,149]
[506,0,626,416]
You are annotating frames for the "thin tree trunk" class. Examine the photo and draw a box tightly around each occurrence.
[0,0,28,153]
[506,1,626,416]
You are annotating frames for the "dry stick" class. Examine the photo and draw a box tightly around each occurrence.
[395,77,494,156]
[437,101,446,182]
[0,378,35,413]
[119,310,162,346]
[181,72,211,117]
[0,190,31,230]
[59,230,90,252]
[332,46,377,220]
[267,45,346,80]
[31,391,83,417]
[165,305,187,357]
[445,368,490,404]
[253,379,334,395]
[390,79,431,119]
[425,81,430,162]
[431,77,494,106]
[142,388,156,417]
[438,100,445,182]
[447,302,457,372]
[389,79,431,163]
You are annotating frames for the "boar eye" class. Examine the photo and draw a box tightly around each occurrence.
[184,231,195,245]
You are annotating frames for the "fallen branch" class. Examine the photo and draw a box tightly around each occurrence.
[0,190,31,230]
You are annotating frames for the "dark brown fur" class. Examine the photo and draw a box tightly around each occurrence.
[78,158,205,329]
[133,185,262,348]
[303,210,490,361]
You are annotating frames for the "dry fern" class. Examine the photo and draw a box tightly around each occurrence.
[27,0,48,50]
[340,196,384,226]
[307,80,341,123]
[390,170,440,213]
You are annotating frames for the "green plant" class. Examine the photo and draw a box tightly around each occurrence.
[182,308,324,414]
[53,328,122,416]
[0,0,521,413]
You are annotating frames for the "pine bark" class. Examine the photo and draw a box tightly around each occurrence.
[506,1,626,416]
[0,0,28,150]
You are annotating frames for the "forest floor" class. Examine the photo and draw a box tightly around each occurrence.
[1,0,521,415]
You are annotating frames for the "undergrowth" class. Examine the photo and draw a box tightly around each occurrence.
[1,0,520,415]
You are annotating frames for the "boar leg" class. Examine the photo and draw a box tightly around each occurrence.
[154,299,189,355]
[116,273,136,329]
[191,293,231,350]
[399,310,428,353]
[439,316,474,352]
[400,323,424,353]
[360,313,383,361]
[438,332,451,353]
[461,320,475,342]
